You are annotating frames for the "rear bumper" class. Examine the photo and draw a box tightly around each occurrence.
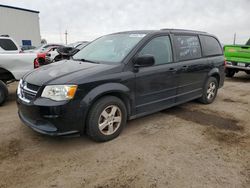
[17,97,84,136]
[226,61,250,71]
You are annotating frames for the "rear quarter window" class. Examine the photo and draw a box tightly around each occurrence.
[200,35,223,56]
[174,35,202,61]
[0,39,18,51]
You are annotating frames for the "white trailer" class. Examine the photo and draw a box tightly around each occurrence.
[0,4,41,47]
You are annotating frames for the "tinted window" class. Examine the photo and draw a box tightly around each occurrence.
[0,39,18,51]
[174,35,201,61]
[138,36,173,65]
[200,35,223,56]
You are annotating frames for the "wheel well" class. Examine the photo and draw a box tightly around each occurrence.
[0,68,15,82]
[90,92,131,118]
[211,73,220,85]
[82,92,131,133]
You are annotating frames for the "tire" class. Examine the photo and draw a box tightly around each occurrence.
[245,70,250,75]
[86,96,127,142]
[0,80,8,106]
[225,68,235,77]
[199,77,218,104]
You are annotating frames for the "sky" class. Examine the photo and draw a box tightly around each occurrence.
[0,0,249,45]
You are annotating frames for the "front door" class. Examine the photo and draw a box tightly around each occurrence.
[135,35,178,115]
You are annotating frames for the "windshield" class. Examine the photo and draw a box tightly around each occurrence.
[73,33,146,63]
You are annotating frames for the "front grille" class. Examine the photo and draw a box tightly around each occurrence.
[18,80,40,103]
[23,90,36,101]
[26,83,40,91]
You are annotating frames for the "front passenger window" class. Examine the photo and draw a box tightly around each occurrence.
[138,36,173,65]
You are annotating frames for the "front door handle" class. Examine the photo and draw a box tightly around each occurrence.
[168,68,177,72]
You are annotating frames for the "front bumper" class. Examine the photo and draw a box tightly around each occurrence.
[17,97,84,136]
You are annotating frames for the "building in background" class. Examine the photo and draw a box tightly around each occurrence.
[0,4,41,47]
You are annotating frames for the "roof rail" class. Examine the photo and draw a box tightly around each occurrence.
[160,28,207,34]
[0,34,10,37]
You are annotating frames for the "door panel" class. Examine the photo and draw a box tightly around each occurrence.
[135,64,178,114]
[175,59,209,103]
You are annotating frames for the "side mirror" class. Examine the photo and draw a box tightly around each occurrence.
[134,55,155,67]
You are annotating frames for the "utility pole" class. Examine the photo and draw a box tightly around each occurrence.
[65,30,68,45]
[233,33,236,45]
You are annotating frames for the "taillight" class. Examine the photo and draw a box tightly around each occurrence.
[34,58,40,69]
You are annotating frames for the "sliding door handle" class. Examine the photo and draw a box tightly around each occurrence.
[181,65,188,70]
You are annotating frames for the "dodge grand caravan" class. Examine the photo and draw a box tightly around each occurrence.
[17,29,225,142]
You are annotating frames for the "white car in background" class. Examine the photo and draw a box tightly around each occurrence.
[0,35,22,54]
[0,36,36,105]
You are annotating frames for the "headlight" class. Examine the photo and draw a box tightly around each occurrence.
[41,85,78,101]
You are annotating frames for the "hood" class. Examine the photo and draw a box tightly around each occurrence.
[24,60,119,86]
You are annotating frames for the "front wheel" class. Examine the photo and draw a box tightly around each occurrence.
[86,96,127,142]
[199,77,218,104]
[0,80,8,106]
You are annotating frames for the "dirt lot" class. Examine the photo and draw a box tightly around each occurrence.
[0,74,249,188]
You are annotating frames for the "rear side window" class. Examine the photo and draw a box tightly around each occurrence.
[200,35,223,56]
[0,39,18,51]
[174,35,201,61]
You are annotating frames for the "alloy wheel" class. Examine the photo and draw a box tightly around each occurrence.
[98,105,122,135]
[207,82,216,100]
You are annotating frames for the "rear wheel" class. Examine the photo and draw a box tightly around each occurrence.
[86,96,127,142]
[199,77,218,104]
[225,68,235,77]
[0,80,8,106]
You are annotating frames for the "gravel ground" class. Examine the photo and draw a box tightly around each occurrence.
[0,74,249,188]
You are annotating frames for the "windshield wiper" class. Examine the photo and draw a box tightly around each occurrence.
[74,58,99,64]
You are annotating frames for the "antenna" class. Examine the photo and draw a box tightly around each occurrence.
[65,30,68,45]
[233,33,236,45]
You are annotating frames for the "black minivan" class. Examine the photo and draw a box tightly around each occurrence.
[17,29,225,142]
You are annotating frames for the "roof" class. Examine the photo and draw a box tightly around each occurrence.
[0,4,39,14]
